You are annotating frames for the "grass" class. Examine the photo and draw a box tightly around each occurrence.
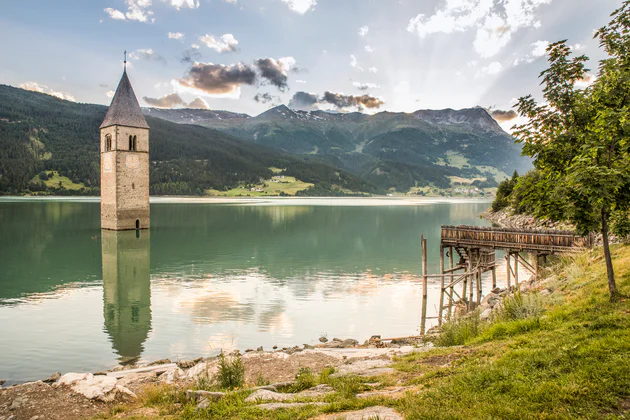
[30,170,86,190]
[96,245,630,419]
[206,176,313,197]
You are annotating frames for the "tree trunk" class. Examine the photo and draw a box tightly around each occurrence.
[601,209,619,301]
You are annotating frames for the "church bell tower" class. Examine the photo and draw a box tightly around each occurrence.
[100,63,150,230]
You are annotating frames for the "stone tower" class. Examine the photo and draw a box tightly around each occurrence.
[100,68,150,230]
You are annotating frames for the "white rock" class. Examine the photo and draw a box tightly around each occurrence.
[245,389,294,403]
[480,308,493,321]
[159,367,185,384]
[115,385,137,399]
[56,373,92,387]
[71,375,118,401]
[186,362,218,380]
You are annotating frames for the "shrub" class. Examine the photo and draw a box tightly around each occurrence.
[498,291,544,321]
[216,351,245,390]
[435,312,482,346]
[291,367,316,392]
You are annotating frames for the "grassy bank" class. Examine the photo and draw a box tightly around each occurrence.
[100,245,630,419]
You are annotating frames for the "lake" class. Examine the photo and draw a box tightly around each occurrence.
[0,197,493,383]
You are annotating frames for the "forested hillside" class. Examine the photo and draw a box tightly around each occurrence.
[0,85,379,196]
[147,104,531,192]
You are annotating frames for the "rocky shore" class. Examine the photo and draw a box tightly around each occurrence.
[0,335,431,420]
[481,208,574,230]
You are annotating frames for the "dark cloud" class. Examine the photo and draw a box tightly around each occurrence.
[288,91,319,111]
[99,83,109,88]
[178,62,257,95]
[253,93,279,104]
[143,93,186,108]
[490,109,518,122]
[254,58,290,91]
[143,93,210,109]
[180,49,202,64]
[321,91,384,110]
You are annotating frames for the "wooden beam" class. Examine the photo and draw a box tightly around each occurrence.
[420,235,428,335]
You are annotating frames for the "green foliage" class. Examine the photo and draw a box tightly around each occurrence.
[434,313,482,347]
[490,170,519,211]
[497,291,544,321]
[217,351,245,390]
[291,367,316,392]
[611,210,630,241]
[510,8,630,299]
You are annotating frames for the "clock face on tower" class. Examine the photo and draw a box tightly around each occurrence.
[126,154,140,169]
[103,154,112,173]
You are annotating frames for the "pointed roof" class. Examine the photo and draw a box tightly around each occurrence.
[100,70,149,129]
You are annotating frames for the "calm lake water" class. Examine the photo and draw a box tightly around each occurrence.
[0,197,492,383]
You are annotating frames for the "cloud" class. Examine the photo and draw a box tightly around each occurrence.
[489,108,517,122]
[407,0,551,58]
[143,93,210,109]
[128,48,166,64]
[575,73,596,89]
[103,0,154,23]
[254,57,296,91]
[104,8,126,20]
[281,0,316,14]
[191,44,200,49]
[253,92,279,104]
[296,80,307,84]
[199,33,239,53]
[19,82,76,102]
[106,90,115,98]
[353,82,380,90]
[570,43,585,51]
[477,61,503,76]
[350,55,363,71]
[321,91,384,110]
[288,90,384,111]
[358,26,369,37]
[143,93,186,107]
[168,32,185,40]
[177,62,257,96]
[531,40,549,57]
[187,97,210,109]
[365,46,374,53]
[368,67,378,73]
[164,0,199,10]
[288,91,319,110]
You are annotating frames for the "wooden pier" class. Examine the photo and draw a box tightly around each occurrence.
[419,225,591,333]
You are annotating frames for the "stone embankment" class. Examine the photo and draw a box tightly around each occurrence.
[481,208,574,230]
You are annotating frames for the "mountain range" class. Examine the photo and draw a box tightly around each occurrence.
[0,83,530,196]
[145,104,530,192]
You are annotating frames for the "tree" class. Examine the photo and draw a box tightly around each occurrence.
[512,3,630,301]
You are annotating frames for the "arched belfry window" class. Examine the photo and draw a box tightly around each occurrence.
[133,135,137,151]
[129,135,133,151]
[105,134,112,151]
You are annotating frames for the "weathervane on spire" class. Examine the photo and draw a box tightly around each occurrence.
[124,50,127,71]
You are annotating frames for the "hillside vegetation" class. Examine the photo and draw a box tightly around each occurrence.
[146,105,531,193]
[0,85,379,196]
[98,244,630,419]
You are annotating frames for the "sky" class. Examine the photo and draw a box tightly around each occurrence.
[0,0,621,131]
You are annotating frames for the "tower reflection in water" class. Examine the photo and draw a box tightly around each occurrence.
[101,230,152,365]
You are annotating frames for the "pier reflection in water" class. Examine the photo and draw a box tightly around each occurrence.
[101,230,152,364]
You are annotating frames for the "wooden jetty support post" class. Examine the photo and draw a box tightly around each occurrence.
[418,225,591,334]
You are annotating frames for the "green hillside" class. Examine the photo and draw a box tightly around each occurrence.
[0,85,379,196]
[148,105,531,192]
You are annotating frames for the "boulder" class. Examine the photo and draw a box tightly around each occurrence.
[43,372,61,384]
[158,367,185,384]
[319,336,328,343]
[186,390,225,402]
[116,371,157,388]
[318,406,403,419]
[479,308,493,321]
[177,357,203,369]
[56,372,91,387]
[149,359,171,366]
[186,362,218,380]
[255,402,327,410]
[71,374,118,401]
[245,389,294,403]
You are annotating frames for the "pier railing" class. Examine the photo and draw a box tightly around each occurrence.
[441,225,591,254]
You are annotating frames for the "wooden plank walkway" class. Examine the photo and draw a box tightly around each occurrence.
[441,225,591,254]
